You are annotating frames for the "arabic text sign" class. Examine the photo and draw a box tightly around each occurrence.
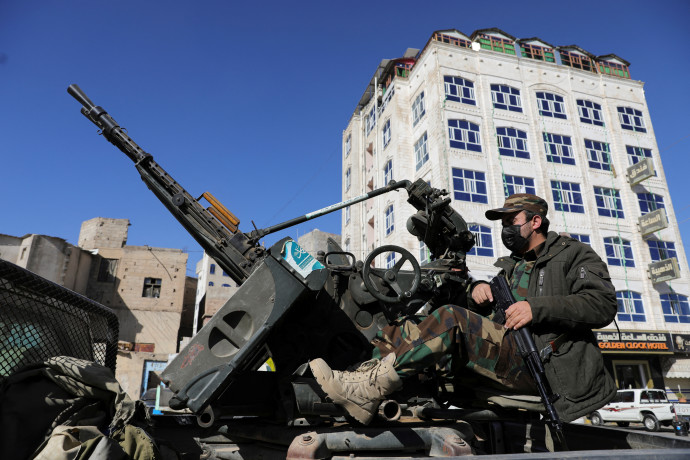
[638,208,668,235]
[648,257,680,284]
[594,329,673,354]
[627,158,655,185]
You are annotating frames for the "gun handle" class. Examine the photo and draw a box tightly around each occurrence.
[68,84,96,111]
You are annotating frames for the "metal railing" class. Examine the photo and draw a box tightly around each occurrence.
[0,259,118,382]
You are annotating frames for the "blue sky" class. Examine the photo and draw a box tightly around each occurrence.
[2,1,689,277]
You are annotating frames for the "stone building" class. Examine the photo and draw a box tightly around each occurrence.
[342,28,690,399]
[297,229,341,258]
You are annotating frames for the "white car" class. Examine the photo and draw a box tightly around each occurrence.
[590,389,673,432]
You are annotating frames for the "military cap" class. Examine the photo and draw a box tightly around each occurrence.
[485,193,548,220]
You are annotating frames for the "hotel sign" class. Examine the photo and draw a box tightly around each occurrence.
[627,158,655,185]
[648,257,680,284]
[672,334,690,354]
[638,208,668,235]
[594,329,673,354]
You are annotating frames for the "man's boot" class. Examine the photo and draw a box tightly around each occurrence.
[310,353,402,425]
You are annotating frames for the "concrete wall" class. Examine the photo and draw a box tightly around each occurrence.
[79,217,129,250]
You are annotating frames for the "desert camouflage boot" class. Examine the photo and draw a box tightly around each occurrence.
[310,353,402,425]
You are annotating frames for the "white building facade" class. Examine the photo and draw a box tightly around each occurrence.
[342,29,690,400]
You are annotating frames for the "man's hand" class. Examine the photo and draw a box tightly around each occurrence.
[505,301,533,330]
[471,282,493,306]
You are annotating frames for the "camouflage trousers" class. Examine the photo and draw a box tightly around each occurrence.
[371,305,536,393]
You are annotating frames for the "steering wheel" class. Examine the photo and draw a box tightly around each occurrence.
[362,245,421,303]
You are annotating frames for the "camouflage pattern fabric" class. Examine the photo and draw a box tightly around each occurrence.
[371,305,536,393]
[510,258,536,301]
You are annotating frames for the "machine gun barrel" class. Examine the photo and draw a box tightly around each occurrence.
[68,84,261,285]
[489,275,569,451]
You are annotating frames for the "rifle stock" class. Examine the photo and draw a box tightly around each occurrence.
[489,276,569,451]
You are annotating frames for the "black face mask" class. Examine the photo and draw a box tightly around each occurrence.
[501,221,533,253]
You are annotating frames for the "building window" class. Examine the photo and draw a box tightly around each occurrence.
[433,32,471,48]
[385,205,394,235]
[478,34,516,55]
[452,168,488,203]
[603,237,635,267]
[448,120,481,152]
[414,132,429,170]
[384,160,393,186]
[222,270,229,277]
[570,234,591,245]
[222,283,231,287]
[577,100,604,126]
[344,238,350,252]
[520,43,555,62]
[661,293,690,324]
[412,91,425,126]
[467,224,494,257]
[385,252,396,269]
[543,133,575,165]
[617,291,645,322]
[142,277,162,298]
[383,119,391,149]
[209,281,214,286]
[209,263,216,274]
[97,258,118,282]
[537,92,566,119]
[497,127,529,159]
[585,140,611,171]
[598,61,630,79]
[419,240,430,265]
[344,205,350,224]
[345,134,351,157]
[444,76,476,105]
[365,105,376,135]
[648,240,677,262]
[594,187,624,218]
[637,192,665,215]
[345,167,351,191]
[626,145,653,166]
[559,50,595,73]
[618,107,646,133]
[490,84,522,112]
[551,180,584,213]
[503,175,535,197]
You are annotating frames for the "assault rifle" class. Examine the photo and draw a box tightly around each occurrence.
[489,275,569,451]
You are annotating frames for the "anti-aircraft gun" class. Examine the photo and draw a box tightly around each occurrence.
[68,85,690,458]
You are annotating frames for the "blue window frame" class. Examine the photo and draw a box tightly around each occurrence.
[577,99,604,126]
[209,281,214,286]
[365,105,376,135]
[444,76,476,105]
[210,264,216,274]
[537,92,566,119]
[222,283,231,287]
[626,145,653,166]
[603,236,635,267]
[543,133,575,165]
[618,106,646,133]
[594,187,624,218]
[452,168,488,203]
[384,159,393,186]
[412,91,425,126]
[345,134,351,157]
[383,119,391,149]
[448,120,481,152]
[419,240,430,265]
[222,270,229,277]
[585,139,611,171]
[551,180,584,213]
[637,192,665,215]
[661,293,690,324]
[386,251,396,268]
[385,204,394,235]
[503,175,535,197]
[414,132,429,170]
[648,240,677,262]
[467,224,494,257]
[616,291,646,322]
[490,84,522,112]
[570,234,591,245]
[497,127,529,158]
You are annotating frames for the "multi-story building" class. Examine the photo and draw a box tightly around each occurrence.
[342,28,690,399]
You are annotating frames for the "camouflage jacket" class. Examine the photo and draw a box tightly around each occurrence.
[477,231,618,421]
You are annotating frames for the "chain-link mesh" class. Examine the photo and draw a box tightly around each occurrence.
[0,259,118,383]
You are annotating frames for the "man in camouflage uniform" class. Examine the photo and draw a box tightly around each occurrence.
[311,194,618,425]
